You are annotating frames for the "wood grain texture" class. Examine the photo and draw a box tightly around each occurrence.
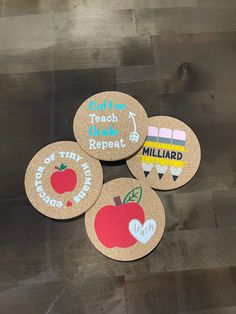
[0,1,236,313]
[136,8,236,35]
[54,9,136,39]
[152,33,236,94]
[126,267,236,313]
[197,0,236,8]
[162,191,216,231]
[0,35,153,74]
[181,306,236,314]
[2,0,50,16]
[213,190,236,227]
[149,227,236,272]
[2,0,198,16]
[6,0,236,17]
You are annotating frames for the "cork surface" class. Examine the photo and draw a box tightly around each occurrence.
[127,116,201,190]
[73,91,149,161]
[85,178,165,261]
[25,141,103,220]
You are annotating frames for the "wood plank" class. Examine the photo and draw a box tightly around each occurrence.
[2,0,50,17]
[132,0,197,9]
[54,9,136,39]
[175,173,236,195]
[51,0,134,12]
[212,190,236,227]
[116,65,160,96]
[149,227,236,273]
[0,13,55,74]
[152,33,236,94]
[136,8,236,35]
[126,267,236,313]
[0,276,126,314]
[146,91,236,124]
[1,0,198,16]
[0,14,55,52]
[53,37,153,71]
[182,306,236,314]
[0,36,153,74]
[0,282,67,314]
[161,190,216,231]
[77,258,149,281]
[191,121,236,144]
[0,71,53,104]
[47,276,126,314]
[117,32,236,95]
[197,0,236,8]
[0,10,155,74]
[52,0,197,11]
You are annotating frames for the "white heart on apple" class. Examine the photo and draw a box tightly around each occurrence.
[129,219,156,244]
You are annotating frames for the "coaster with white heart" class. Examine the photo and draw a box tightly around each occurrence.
[129,219,156,244]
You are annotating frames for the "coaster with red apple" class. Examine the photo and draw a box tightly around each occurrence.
[25,141,103,220]
[85,178,165,261]
[73,91,149,161]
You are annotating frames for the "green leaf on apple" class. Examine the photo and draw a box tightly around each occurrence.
[60,163,67,171]
[123,187,142,204]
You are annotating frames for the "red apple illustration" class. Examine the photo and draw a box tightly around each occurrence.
[94,187,145,248]
[50,163,77,195]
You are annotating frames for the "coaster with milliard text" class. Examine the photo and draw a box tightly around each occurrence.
[85,178,165,261]
[127,116,201,190]
[73,91,149,161]
[25,141,103,220]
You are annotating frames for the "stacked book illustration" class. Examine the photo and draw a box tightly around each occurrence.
[139,126,188,181]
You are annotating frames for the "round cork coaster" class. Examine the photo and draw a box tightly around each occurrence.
[73,91,148,161]
[25,141,103,220]
[127,116,201,190]
[85,178,165,261]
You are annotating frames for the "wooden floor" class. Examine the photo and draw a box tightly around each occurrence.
[1,1,236,313]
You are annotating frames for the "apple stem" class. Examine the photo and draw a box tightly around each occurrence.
[55,166,61,171]
[113,196,122,206]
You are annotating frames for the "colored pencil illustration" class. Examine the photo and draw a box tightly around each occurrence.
[141,126,158,177]
[141,162,154,177]
[170,130,186,181]
[158,128,172,144]
[139,126,188,181]
[155,164,168,179]
[155,128,172,179]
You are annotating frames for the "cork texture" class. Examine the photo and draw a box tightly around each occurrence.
[25,141,103,220]
[73,91,149,161]
[85,178,165,261]
[127,116,201,190]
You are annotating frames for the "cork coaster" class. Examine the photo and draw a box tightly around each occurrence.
[127,116,201,190]
[73,91,148,161]
[25,141,103,220]
[85,178,165,261]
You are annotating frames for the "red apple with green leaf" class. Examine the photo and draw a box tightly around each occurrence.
[94,187,145,248]
[50,163,77,195]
